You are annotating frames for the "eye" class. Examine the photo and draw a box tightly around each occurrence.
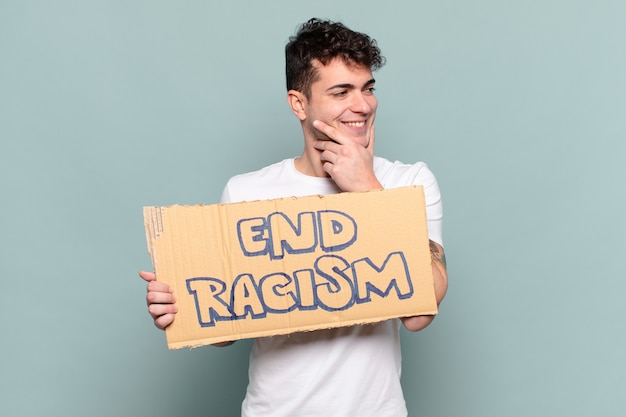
[333,90,348,97]
[364,87,376,95]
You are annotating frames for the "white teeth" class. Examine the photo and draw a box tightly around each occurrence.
[344,121,365,127]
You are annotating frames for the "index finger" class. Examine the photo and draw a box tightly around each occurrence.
[147,280,173,294]
[312,120,345,144]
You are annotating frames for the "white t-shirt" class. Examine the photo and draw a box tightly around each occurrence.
[220,157,443,417]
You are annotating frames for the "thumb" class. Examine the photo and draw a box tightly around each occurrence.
[139,270,156,283]
[366,124,376,154]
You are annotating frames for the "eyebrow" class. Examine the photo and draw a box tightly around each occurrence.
[326,78,376,92]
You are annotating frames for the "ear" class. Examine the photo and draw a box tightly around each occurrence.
[287,90,307,121]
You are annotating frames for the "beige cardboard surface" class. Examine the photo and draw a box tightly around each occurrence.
[144,186,437,349]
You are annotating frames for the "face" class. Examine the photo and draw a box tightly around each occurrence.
[299,58,378,147]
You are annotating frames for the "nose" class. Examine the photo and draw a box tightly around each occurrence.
[350,91,376,114]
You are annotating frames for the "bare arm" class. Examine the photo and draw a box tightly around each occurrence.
[400,240,448,332]
[310,120,447,331]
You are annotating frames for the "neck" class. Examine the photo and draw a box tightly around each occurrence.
[294,139,329,177]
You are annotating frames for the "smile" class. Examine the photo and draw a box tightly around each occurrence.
[343,121,366,127]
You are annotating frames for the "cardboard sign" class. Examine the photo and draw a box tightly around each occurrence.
[144,186,436,349]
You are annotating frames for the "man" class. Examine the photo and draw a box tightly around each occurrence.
[140,18,447,417]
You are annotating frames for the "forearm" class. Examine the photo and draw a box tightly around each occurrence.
[429,240,448,305]
[401,240,448,332]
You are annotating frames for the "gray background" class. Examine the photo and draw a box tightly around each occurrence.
[1,1,624,416]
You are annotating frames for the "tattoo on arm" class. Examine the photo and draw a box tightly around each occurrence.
[429,240,447,267]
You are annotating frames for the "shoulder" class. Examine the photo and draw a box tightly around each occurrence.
[374,156,443,238]
[373,156,437,188]
[220,158,296,203]
[228,159,292,184]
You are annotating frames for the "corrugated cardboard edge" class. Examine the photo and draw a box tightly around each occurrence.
[143,206,163,269]
[167,311,438,350]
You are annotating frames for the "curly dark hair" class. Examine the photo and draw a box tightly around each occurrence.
[285,18,386,98]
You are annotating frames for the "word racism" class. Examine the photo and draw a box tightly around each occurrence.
[186,210,414,327]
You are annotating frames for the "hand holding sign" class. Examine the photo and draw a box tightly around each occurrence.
[139,270,177,330]
[312,120,382,192]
